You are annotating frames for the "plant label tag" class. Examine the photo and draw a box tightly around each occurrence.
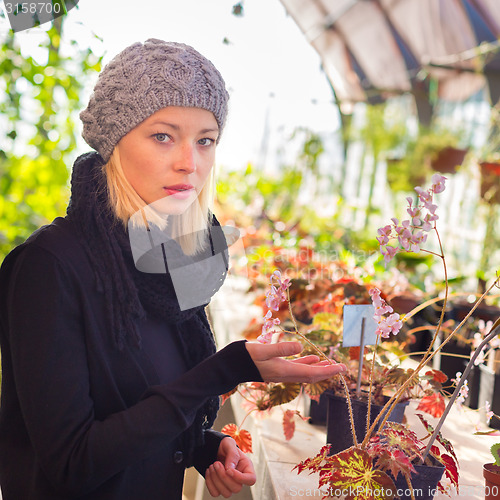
[342,305,378,347]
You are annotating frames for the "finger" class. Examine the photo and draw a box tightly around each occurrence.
[226,468,257,486]
[279,362,347,383]
[205,467,220,497]
[307,363,347,382]
[207,463,233,498]
[213,462,244,495]
[291,355,320,364]
[316,359,336,366]
[227,453,256,486]
[302,359,341,368]
[246,341,303,361]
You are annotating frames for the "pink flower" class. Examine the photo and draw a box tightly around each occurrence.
[486,401,494,423]
[265,285,281,311]
[421,214,434,232]
[375,312,403,338]
[370,288,393,316]
[415,186,432,204]
[377,224,395,246]
[369,288,403,338]
[377,178,444,262]
[258,310,280,344]
[265,270,291,311]
[380,245,398,262]
[406,199,421,219]
[456,379,469,407]
[409,231,427,252]
[431,174,447,194]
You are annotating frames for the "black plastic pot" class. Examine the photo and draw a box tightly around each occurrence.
[479,365,500,429]
[392,458,445,500]
[438,341,470,392]
[308,392,328,425]
[325,391,409,455]
[437,340,481,409]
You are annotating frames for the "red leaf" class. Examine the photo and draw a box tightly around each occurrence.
[294,444,331,474]
[221,424,253,454]
[283,409,296,441]
[441,453,459,490]
[373,422,424,460]
[428,447,459,494]
[416,393,446,418]
[425,369,448,384]
[417,414,458,465]
[372,447,416,480]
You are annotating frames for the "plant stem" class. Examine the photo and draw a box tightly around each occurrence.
[403,291,500,322]
[420,316,500,463]
[366,337,381,437]
[284,288,358,447]
[238,408,255,430]
[363,274,499,447]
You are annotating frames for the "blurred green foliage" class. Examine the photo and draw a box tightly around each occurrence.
[217,128,383,271]
[0,15,102,259]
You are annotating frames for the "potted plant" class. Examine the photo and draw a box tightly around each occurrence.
[273,174,499,499]
[416,126,468,175]
[232,271,446,436]
[220,173,499,498]
[479,158,500,205]
[483,443,500,500]
[387,126,468,193]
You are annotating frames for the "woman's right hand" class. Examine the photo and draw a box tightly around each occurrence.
[245,341,346,384]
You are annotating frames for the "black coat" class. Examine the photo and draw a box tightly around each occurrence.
[0,218,261,499]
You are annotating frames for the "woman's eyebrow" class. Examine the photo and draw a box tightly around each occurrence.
[148,121,219,134]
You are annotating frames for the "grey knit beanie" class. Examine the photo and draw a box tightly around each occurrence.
[80,39,229,162]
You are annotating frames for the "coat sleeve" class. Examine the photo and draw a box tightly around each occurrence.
[192,429,229,477]
[4,243,262,497]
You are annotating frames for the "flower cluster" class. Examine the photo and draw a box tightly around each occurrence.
[472,320,499,366]
[265,270,291,311]
[258,270,291,344]
[369,287,403,338]
[451,372,470,407]
[485,401,494,424]
[377,174,446,262]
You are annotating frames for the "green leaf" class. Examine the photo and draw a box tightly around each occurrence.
[268,383,301,407]
[491,443,500,466]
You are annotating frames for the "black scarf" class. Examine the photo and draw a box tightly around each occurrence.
[66,151,222,464]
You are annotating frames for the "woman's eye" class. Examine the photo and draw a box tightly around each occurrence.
[198,138,215,146]
[154,133,170,143]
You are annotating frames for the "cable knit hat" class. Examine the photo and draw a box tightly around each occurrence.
[80,39,229,162]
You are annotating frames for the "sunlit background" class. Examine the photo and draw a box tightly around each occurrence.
[3,0,338,170]
[1,0,499,291]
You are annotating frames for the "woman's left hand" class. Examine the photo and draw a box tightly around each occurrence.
[205,436,256,498]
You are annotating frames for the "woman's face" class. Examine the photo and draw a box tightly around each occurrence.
[118,106,218,214]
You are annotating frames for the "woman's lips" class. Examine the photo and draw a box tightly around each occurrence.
[164,184,195,199]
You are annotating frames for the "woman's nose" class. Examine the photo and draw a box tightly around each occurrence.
[173,143,196,173]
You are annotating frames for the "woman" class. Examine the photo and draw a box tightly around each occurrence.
[0,39,346,499]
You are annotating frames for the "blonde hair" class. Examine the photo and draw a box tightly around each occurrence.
[103,147,215,255]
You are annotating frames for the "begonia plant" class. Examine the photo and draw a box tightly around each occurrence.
[224,174,500,499]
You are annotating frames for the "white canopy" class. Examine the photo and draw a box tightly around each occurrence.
[280,0,500,110]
